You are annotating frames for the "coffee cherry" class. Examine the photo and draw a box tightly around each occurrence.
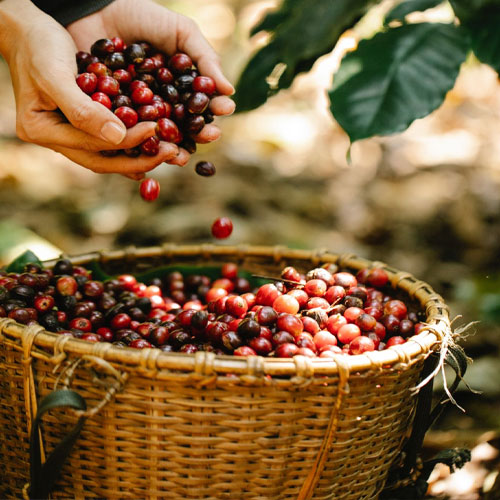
[156,67,174,84]
[115,106,138,128]
[91,38,115,57]
[56,276,78,296]
[139,178,160,202]
[187,92,209,114]
[86,62,110,77]
[137,105,158,122]
[140,135,160,156]
[124,43,146,64]
[195,161,216,177]
[131,86,154,105]
[112,69,133,86]
[113,95,133,108]
[349,336,376,354]
[76,73,98,94]
[274,343,299,358]
[185,115,205,135]
[169,53,193,73]
[105,52,126,70]
[337,324,361,344]
[156,118,180,143]
[249,337,272,355]
[192,76,216,95]
[91,92,112,109]
[211,217,233,239]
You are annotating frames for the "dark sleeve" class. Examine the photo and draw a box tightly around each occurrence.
[32,0,116,26]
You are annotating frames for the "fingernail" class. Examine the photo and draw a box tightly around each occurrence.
[101,122,126,145]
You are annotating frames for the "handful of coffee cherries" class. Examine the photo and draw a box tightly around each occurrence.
[76,37,216,158]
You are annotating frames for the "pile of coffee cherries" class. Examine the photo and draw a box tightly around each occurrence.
[76,37,217,157]
[0,258,426,357]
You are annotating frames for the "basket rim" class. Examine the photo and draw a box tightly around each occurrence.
[0,243,450,377]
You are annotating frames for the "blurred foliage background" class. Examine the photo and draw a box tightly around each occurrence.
[1,0,500,498]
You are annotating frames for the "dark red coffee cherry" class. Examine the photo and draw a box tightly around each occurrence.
[195,161,216,177]
[139,178,160,202]
[211,217,233,239]
[169,53,193,74]
[91,38,115,58]
[156,67,174,84]
[104,52,126,70]
[140,135,160,156]
[185,115,205,135]
[137,105,159,122]
[113,94,132,108]
[124,43,146,64]
[187,92,209,114]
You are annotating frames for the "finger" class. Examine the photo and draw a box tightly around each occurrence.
[167,148,190,166]
[48,77,129,146]
[122,172,146,181]
[176,16,234,96]
[136,9,235,96]
[192,124,221,144]
[209,96,235,116]
[53,141,179,175]
[38,113,157,151]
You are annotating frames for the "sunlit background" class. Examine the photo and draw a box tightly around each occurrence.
[1,1,500,498]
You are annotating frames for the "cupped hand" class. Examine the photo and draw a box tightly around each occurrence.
[67,0,236,166]
[0,0,177,178]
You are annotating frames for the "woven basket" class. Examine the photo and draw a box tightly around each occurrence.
[0,244,451,500]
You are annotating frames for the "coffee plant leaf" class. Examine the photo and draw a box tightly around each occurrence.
[462,5,500,73]
[384,0,446,26]
[329,22,468,142]
[250,0,300,36]
[450,0,500,21]
[234,0,373,112]
[5,250,42,273]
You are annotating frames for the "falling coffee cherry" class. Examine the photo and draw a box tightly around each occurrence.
[195,161,216,177]
[139,178,160,202]
[211,217,233,239]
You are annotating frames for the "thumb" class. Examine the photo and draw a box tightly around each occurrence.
[50,79,127,145]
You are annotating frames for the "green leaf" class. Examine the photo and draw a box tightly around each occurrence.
[233,42,285,112]
[462,5,500,73]
[234,0,373,112]
[384,0,445,26]
[250,0,300,35]
[449,0,500,22]
[5,250,42,273]
[329,23,468,142]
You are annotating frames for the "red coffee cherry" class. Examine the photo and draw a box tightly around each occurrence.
[211,217,233,239]
[139,178,160,202]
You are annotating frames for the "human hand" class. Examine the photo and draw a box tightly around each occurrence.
[0,0,178,179]
[67,0,236,168]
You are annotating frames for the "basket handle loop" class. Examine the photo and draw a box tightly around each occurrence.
[27,356,128,499]
[27,389,87,500]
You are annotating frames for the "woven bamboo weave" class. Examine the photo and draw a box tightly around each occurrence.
[0,244,451,500]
